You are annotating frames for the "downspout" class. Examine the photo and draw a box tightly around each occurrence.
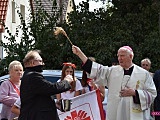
[59,0,63,23]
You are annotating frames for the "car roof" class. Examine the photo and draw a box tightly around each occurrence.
[42,70,82,78]
[0,74,9,84]
[0,70,82,85]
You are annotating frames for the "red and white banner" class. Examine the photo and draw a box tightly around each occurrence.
[58,89,105,120]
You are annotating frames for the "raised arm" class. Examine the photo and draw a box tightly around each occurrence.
[72,45,88,64]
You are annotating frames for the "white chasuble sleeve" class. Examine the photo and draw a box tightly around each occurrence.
[137,73,157,111]
[87,62,111,86]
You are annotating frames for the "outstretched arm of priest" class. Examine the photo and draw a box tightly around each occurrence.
[72,45,88,64]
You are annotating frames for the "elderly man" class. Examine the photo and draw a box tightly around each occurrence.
[72,45,157,120]
[141,58,154,77]
[18,50,73,120]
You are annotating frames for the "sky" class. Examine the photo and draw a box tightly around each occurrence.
[74,0,107,11]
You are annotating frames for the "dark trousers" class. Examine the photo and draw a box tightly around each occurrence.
[154,97,160,120]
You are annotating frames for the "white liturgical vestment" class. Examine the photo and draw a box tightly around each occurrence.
[87,62,157,120]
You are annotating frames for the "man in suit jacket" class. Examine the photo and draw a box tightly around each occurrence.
[72,45,157,120]
[18,50,73,120]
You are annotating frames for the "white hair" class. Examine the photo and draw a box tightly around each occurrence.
[141,58,151,65]
[118,46,134,58]
[8,60,23,71]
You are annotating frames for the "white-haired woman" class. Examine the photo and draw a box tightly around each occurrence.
[0,60,23,120]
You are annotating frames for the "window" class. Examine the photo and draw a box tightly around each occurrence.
[70,1,72,7]
[20,4,25,20]
[12,1,15,23]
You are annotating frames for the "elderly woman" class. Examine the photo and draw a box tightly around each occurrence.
[0,60,23,120]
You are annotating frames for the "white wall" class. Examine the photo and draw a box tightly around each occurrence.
[0,0,30,58]
[75,0,107,11]
[66,0,74,23]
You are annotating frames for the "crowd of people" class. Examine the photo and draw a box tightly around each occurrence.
[0,45,159,120]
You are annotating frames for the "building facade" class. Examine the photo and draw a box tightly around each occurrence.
[0,0,75,59]
[0,0,30,58]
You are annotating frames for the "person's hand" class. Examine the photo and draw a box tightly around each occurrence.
[64,75,73,84]
[55,100,61,110]
[87,79,97,90]
[72,45,82,56]
[72,45,88,63]
[120,86,136,97]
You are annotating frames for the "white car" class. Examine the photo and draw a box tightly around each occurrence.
[0,70,82,86]
[0,70,108,117]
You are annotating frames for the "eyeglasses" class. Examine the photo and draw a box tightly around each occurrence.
[34,59,43,63]
[141,64,149,66]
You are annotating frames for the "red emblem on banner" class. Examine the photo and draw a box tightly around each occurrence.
[64,110,91,120]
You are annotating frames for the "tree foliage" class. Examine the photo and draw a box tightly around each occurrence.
[0,0,159,76]
[28,0,77,70]
[66,0,160,72]
[0,10,35,75]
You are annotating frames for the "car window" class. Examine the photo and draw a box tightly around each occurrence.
[0,79,8,85]
[44,76,60,83]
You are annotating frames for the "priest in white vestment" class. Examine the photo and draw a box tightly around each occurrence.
[72,45,157,120]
